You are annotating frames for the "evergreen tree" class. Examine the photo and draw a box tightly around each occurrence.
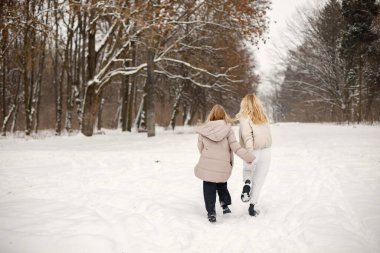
[340,0,379,122]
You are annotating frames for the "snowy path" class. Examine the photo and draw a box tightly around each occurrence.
[0,123,380,253]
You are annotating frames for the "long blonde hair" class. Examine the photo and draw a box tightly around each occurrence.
[207,104,233,123]
[237,94,268,124]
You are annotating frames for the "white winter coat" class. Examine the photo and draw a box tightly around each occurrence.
[238,116,272,151]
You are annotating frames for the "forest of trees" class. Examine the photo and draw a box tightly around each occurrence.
[276,0,380,123]
[0,0,271,137]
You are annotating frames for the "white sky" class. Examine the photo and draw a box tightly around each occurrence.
[255,0,326,96]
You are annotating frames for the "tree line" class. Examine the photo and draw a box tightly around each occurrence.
[0,0,270,136]
[276,0,380,123]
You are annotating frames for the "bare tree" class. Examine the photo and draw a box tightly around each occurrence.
[1,0,270,136]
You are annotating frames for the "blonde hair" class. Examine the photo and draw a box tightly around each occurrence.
[207,104,233,123]
[237,94,268,124]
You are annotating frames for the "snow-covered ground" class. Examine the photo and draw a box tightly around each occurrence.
[0,123,380,253]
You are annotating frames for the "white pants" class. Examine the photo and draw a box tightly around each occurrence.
[243,148,271,205]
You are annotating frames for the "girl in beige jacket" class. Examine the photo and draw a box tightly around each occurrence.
[237,94,272,216]
[194,104,255,223]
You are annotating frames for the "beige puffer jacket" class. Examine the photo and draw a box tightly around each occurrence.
[194,120,255,183]
[238,116,272,151]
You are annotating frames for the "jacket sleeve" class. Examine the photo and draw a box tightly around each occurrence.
[239,117,254,151]
[227,129,255,163]
[197,134,204,154]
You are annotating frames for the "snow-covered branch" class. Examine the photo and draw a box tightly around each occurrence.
[156,57,243,83]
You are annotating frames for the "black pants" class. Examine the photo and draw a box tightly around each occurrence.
[203,181,232,214]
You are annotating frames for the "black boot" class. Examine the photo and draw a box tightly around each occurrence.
[207,212,216,223]
[248,204,258,216]
[241,180,251,202]
[222,204,231,214]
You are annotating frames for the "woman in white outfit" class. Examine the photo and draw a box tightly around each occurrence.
[237,94,272,216]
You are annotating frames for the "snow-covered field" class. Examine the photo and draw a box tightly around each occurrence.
[0,123,379,253]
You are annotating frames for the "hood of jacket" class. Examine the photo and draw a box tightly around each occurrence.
[196,120,231,142]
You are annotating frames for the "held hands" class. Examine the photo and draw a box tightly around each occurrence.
[242,149,255,169]
[246,161,255,170]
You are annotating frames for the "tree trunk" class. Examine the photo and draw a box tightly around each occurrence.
[146,47,156,137]
[127,79,136,132]
[127,41,136,132]
[1,68,19,135]
[11,75,21,133]
[53,0,62,135]
[169,86,183,130]
[365,84,378,122]
[357,55,363,123]
[23,0,32,136]
[1,8,7,135]
[34,0,48,134]
[170,100,180,130]
[1,39,7,135]
[81,84,100,136]
[97,97,104,131]
[114,97,122,129]
[81,10,97,137]
[76,6,87,129]
[72,11,81,131]
[135,94,146,131]
[121,62,130,131]
[183,103,190,126]
[65,13,75,133]
[28,10,36,133]
[33,45,45,133]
